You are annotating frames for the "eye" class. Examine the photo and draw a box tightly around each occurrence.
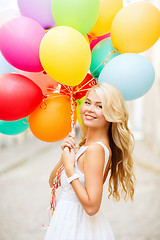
[97,105,102,109]
[84,101,90,105]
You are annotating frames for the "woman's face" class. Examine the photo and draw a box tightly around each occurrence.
[81,90,107,128]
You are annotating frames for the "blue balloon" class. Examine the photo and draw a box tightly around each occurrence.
[90,38,121,79]
[98,53,155,101]
[0,52,16,74]
[0,117,29,135]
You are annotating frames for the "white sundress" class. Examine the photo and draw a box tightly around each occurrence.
[44,141,114,240]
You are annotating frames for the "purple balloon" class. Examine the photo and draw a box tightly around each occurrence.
[18,0,56,29]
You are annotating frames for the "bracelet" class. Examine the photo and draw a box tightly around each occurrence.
[66,173,79,184]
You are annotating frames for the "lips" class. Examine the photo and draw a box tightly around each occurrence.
[85,114,97,120]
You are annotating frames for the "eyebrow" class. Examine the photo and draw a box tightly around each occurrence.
[86,98,102,104]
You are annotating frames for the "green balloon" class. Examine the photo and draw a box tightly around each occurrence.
[52,0,100,35]
[0,117,29,135]
[90,38,121,79]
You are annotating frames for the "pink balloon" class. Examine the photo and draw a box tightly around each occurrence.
[89,32,110,51]
[18,70,58,94]
[0,16,46,72]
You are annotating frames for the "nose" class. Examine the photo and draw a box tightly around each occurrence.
[87,104,95,112]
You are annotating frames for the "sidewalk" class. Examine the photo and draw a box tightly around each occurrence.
[0,135,56,175]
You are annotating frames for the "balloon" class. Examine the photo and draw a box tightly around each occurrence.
[28,93,77,142]
[89,32,110,51]
[18,70,58,95]
[111,2,160,53]
[0,17,46,72]
[88,0,123,37]
[60,73,97,100]
[52,0,100,35]
[0,117,29,135]
[0,52,16,74]
[0,73,43,121]
[76,97,85,126]
[40,26,91,86]
[98,53,155,101]
[17,0,55,29]
[90,38,121,79]
[0,8,21,28]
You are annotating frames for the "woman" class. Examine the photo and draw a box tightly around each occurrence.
[44,82,135,239]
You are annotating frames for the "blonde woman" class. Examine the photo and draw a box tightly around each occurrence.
[45,82,135,240]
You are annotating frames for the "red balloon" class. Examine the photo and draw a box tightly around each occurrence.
[0,73,43,121]
[61,73,97,100]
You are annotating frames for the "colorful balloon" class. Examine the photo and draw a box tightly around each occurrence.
[98,53,155,101]
[52,0,100,35]
[17,0,55,29]
[0,73,43,121]
[18,70,58,95]
[90,38,120,79]
[0,17,46,72]
[111,2,160,53]
[28,93,77,142]
[40,26,91,86]
[0,117,29,135]
[0,52,16,74]
[88,0,123,37]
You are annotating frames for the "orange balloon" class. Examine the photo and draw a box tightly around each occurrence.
[28,93,77,142]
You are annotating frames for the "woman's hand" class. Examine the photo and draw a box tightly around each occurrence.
[61,132,76,151]
[62,147,76,177]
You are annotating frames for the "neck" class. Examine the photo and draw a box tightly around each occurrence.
[85,124,110,145]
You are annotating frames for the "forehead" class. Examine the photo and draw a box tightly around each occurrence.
[86,90,101,103]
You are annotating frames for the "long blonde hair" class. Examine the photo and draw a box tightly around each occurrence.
[79,82,135,201]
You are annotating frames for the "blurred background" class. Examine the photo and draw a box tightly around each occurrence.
[0,0,160,240]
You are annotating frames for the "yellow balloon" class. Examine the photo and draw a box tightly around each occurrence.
[88,0,123,37]
[40,26,91,86]
[111,2,160,53]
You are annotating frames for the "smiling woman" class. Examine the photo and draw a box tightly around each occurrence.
[45,82,135,240]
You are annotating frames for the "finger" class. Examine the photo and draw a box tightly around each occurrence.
[68,132,75,138]
[66,140,76,148]
[63,143,73,149]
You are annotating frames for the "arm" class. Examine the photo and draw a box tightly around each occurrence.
[49,132,76,188]
[63,144,106,216]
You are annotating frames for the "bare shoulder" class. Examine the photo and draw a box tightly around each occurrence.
[85,143,105,163]
[87,142,105,152]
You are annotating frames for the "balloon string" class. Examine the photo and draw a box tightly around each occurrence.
[73,77,96,94]
[87,33,98,43]
[70,90,75,133]
[91,50,117,74]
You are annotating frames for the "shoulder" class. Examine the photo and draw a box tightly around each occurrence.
[85,143,105,164]
[86,142,105,154]
[84,143,106,175]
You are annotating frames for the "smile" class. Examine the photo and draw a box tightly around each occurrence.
[85,114,97,120]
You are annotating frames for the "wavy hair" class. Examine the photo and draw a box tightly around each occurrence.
[79,82,135,201]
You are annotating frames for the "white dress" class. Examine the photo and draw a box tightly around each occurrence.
[44,141,114,240]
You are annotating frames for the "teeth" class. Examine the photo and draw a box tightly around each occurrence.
[85,115,95,120]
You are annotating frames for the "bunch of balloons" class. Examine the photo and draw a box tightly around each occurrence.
[0,0,160,142]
